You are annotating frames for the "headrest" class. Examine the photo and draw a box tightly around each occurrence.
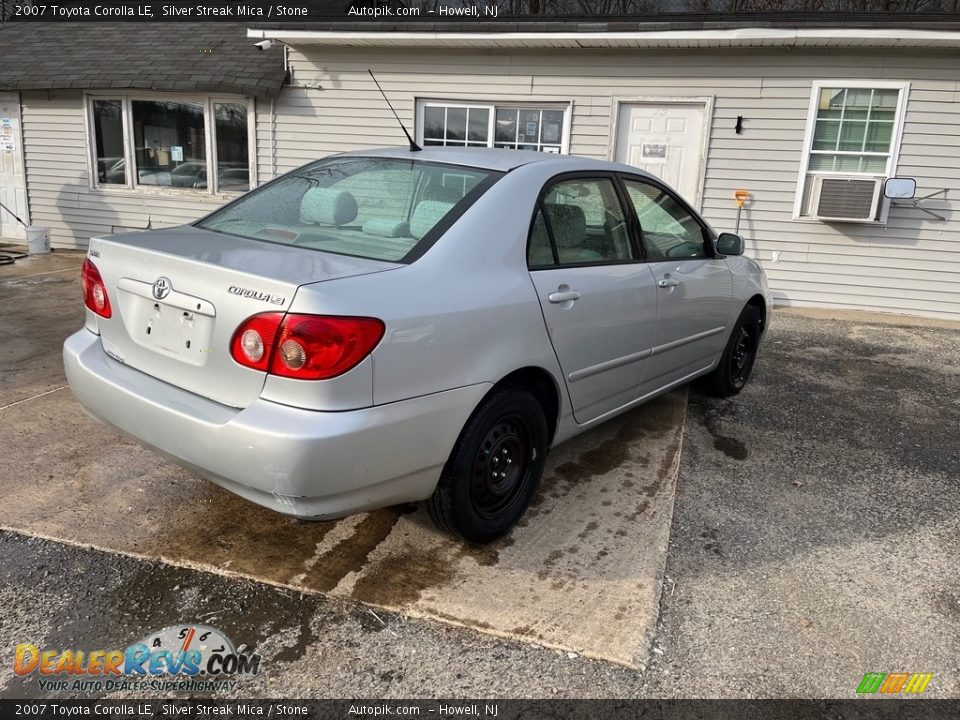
[410,201,455,240]
[300,188,358,226]
[362,218,411,238]
[544,203,587,249]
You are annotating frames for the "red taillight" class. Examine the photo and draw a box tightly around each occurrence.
[230,313,384,380]
[229,312,284,372]
[81,259,112,318]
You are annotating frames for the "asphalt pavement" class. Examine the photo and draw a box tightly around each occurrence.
[1,251,958,698]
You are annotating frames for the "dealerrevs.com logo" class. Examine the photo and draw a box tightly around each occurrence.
[14,624,262,693]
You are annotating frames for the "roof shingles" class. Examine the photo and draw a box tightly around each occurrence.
[0,22,287,98]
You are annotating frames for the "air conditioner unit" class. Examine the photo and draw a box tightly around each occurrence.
[811,175,884,223]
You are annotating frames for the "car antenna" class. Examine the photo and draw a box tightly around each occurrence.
[368,69,421,152]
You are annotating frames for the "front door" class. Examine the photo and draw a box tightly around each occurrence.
[0,92,28,242]
[620,176,733,394]
[528,175,658,425]
[615,102,707,208]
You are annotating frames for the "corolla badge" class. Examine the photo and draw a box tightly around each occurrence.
[152,277,172,300]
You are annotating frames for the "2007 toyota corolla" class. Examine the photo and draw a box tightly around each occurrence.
[64,147,771,543]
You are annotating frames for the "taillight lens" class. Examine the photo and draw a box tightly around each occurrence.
[81,259,112,318]
[231,313,384,380]
[229,312,284,372]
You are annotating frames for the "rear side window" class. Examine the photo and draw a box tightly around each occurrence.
[530,177,635,266]
[197,157,501,263]
[622,179,707,261]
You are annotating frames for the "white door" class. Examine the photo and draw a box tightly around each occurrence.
[615,102,707,209]
[0,92,29,242]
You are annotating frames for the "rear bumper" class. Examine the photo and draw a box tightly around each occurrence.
[63,329,491,519]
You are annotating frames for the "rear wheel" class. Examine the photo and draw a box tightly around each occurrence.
[428,387,548,544]
[698,304,763,397]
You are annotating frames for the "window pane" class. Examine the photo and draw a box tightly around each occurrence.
[838,121,868,151]
[874,89,899,110]
[860,156,889,172]
[467,108,489,142]
[92,100,125,185]
[445,107,467,143]
[214,103,249,192]
[527,208,555,267]
[834,154,867,172]
[518,109,540,145]
[808,154,837,171]
[423,107,445,140]
[132,100,206,188]
[812,120,840,151]
[541,110,564,144]
[623,179,705,260]
[542,178,633,264]
[817,88,845,119]
[495,108,518,144]
[864,121,894,153]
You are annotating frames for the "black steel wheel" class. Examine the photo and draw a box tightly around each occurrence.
[697,304,764,398]
[428,387,548,544]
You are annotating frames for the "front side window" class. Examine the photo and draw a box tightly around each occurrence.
[418,100,568,154]
[534,177,634,265]
[197,157,501,263]
[622,179,706,260]
[87,94,252,194]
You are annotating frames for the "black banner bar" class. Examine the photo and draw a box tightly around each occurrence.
[2,1,960,24]
[3,700,960,720]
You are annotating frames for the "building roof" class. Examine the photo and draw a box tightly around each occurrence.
[248,11,960,49]
[0,23,287,98]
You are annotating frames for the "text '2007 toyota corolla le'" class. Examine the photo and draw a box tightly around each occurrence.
[64,147,771,543]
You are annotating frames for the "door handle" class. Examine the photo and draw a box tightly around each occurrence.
[657,278,680,288]
[548,290,581,304]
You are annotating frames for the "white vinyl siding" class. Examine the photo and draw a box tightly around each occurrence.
[17,47,960,321]
[267,46,959,321]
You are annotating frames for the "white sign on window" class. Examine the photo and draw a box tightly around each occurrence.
[170,145,184,162]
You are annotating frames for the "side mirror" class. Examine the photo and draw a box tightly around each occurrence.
[884,177,917,199]
[716,232,744,256]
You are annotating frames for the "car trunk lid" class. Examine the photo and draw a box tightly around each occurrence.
[89,225,398,409]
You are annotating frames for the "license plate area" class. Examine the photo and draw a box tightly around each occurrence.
[117,279,216,366]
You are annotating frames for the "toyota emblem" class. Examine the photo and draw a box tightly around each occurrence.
[152,277,172,300]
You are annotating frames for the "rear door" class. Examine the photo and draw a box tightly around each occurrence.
[620,175,732,393]
[528,174,659,424]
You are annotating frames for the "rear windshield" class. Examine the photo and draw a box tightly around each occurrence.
[196,157,502,262]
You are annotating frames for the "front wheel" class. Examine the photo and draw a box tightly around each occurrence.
[697,304,764,397]
[428,387,549,544]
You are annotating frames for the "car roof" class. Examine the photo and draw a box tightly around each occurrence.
[338,146,653,176]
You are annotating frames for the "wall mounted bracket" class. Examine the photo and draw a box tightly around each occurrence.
[891,188,949,221]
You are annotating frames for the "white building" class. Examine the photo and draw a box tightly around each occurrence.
[1,20,958,320]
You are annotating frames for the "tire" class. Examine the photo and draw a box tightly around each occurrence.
[428,386,549,544]
[697,304,764,398]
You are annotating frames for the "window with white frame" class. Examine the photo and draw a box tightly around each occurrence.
[417,100,570,154]
[795,82,909,217]
[88,95,254,194]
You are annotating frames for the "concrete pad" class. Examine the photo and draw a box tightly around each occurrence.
[0,253,85,408]
[2,330,684,669]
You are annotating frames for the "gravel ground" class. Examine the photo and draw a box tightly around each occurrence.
[2,309,958,699]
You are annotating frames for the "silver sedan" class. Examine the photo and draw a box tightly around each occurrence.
[64,148,771,543]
